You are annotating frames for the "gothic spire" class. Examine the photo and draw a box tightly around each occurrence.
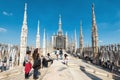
[80,21,84,56]
[20,3,28,65]
[36,20,40,48]
[74,28,77,50]
[43,28,46,56]
[80,21,83,37]
[92,3,98,58]
[92,3,97,31]
[66,32,68,50]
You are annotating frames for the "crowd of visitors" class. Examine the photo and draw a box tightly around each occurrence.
[23,48,54,79]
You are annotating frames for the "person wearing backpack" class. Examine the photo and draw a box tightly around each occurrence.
[32,48,41,79]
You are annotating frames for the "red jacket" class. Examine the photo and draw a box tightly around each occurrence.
[25,62,32,74]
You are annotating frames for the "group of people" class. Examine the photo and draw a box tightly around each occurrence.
[98,59,117,72]
[24,49,40,79]
[0,57,7,72]
[55,48,68,65]
[55,48,63,60]
[24,48,53,79]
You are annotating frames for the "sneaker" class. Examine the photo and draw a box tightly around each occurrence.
[33,77,39,79]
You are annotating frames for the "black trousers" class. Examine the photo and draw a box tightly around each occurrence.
[25,72,29,79]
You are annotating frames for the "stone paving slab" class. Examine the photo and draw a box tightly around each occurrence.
[42,60,92,80]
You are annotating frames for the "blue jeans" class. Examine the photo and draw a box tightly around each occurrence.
[60,54,63,60]
[33,69,38,78]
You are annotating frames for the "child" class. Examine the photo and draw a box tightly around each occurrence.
[64,54,68,65]
[25,60,32,79]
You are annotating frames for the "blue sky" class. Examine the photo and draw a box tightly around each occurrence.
[0,0,120,47]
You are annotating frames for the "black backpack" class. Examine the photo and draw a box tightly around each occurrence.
[23,61,25,66]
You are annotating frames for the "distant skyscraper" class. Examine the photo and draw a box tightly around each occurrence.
[20,3,28,65]
[36,20,40,48]
[43,28,46,56]
[91,3,98,58]
[80,21,84,56]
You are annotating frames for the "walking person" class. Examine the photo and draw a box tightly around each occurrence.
[32,48,41,79]
[59,49,63,60]
[56,48,59,60]
[3,57,7,71]
[64,54,68,65]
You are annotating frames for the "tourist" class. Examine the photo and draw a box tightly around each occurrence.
[32,48,41,79]
[59,49,63,60]
[1,62,4,72]
[42,56,48,67]
[24,51,32,79]
[3,57,7,71]
[0,60,2,72]
[64,53,68,65]
[47,53,53,64]
[56,48,59,60]
[24,59,32,79]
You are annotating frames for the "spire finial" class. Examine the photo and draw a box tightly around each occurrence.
[92,3,96,25]
[44,28,45,32]
[23,3,27,25]
[80,21,83,36]
[25,3,27,11]
[58,14,62,32]
[80,20,82,30]
[37,20,40,34]
[58,14,62,36]
[92,3,94,8]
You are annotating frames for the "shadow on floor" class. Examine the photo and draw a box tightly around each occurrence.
[80,66,102,80]
[58,67,67,71]
[112,73,120,80]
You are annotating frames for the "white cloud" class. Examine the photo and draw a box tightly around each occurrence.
[99,40,103,43]
[0,27,7,32]
[117,29,120,32]
[2,11,13,16]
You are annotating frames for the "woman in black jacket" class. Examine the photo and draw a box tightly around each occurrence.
[32,48,41,79]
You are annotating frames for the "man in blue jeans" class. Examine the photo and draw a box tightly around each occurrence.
[59,49,63,60]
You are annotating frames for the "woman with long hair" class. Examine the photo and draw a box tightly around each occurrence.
[32,48,41,79]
